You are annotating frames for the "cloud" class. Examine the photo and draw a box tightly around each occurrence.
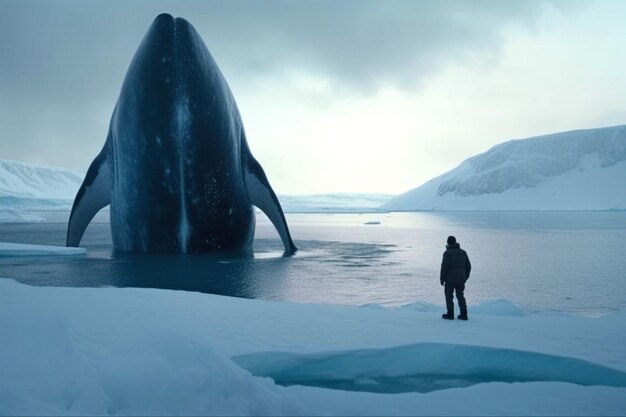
[0,0,566,173]
[0,0,562,96]
[206,0,558,91]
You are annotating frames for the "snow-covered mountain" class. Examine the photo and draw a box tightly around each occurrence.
[383,125,626,211]
[0,160,83,210]
[0,160,83,199]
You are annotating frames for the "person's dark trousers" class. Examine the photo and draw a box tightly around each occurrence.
[444,282,467,315]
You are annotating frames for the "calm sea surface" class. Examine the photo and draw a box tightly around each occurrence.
[2,211,626,315]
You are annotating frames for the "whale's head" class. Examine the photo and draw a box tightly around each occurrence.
[121,14,226,91]
[116,13,237,127]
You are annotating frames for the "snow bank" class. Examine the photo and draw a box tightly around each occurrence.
[1,279,625,416]
[466,299,527,316]
[289,381,626,417]
[398,299,526,316]
[0,209,46,223]
[0,242,85,256]
[0,314,303,416]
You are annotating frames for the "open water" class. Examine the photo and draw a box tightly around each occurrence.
[1,211,626,315]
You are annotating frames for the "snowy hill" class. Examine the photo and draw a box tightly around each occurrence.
[384,125,626,211]
[0,159,83,210]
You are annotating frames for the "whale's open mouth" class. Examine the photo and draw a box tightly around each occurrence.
[233,342,626,394]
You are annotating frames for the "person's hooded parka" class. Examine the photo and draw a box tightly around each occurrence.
[440,242,471,285]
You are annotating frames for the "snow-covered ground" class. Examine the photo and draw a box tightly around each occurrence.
[1,278,624,416]
[384,125,626,210]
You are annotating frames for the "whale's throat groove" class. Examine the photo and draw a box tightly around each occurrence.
[173,22,190,253]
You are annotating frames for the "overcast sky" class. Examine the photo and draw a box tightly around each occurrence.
[1,0,626,194]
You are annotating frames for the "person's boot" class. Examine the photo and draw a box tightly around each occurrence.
[442,311,454,320]
[457,310,468,321]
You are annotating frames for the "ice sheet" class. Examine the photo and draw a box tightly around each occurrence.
[1,279,625,415]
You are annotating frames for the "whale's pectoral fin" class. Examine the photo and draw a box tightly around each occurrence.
[243,152,297,255]
[66,148,112,247]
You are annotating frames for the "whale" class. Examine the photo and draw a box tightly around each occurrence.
[67,14,296,254]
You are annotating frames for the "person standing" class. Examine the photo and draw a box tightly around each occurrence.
[440,235,471,320]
